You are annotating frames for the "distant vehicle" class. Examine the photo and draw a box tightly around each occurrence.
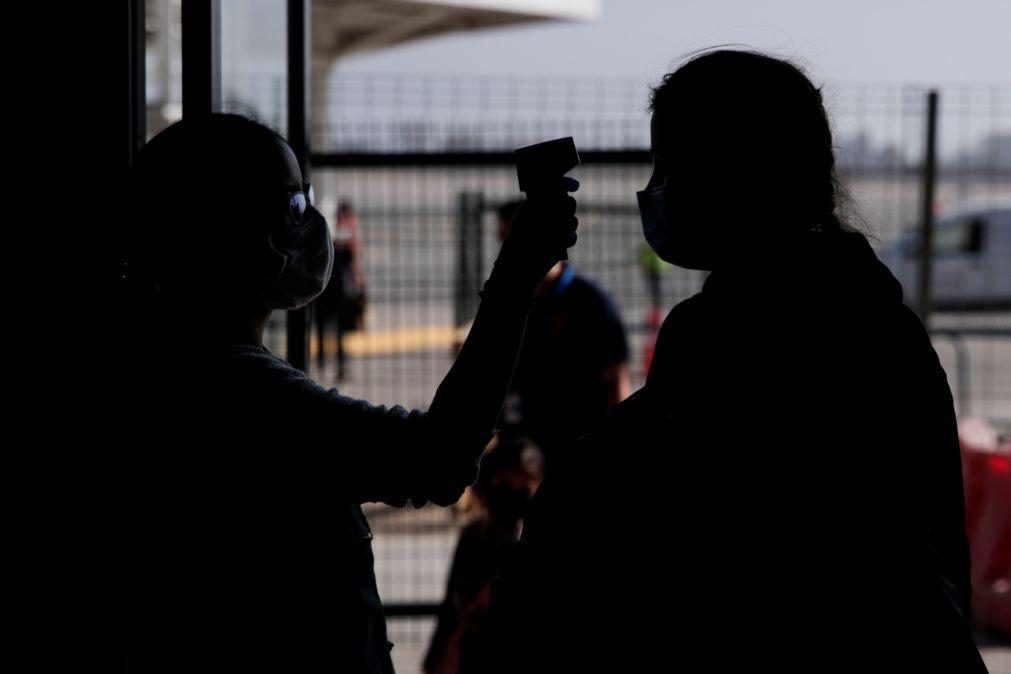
[959,418,1011,637]
[879,207,1011,311]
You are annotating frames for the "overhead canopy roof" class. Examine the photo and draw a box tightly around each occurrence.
[312,0,600,60]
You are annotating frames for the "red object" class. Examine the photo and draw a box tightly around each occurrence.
[960,419,1011,636]
[641,306,664,374]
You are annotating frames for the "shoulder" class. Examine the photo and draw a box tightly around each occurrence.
[215,346,319,385]
[205,345,338,411]
[657,291,708,337]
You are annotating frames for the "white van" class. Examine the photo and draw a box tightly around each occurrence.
[879,207,1011,311]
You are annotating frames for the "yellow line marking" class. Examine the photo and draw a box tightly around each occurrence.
[310,325,466,357]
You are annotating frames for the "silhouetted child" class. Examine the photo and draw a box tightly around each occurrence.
[425,433,543,674]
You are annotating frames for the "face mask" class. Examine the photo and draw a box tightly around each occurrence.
[637,184,676,264]
[260,203,334,310]
[636,183,715,271]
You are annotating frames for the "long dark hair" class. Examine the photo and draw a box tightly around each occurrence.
[649,49,850,234]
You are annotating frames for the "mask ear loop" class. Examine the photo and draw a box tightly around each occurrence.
[261,233,289,279]
[263,192,311,278]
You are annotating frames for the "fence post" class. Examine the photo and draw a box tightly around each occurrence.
[286,0,311,370]
[455,192,485,327]
[181,0,221,118]
[916,90,939,324]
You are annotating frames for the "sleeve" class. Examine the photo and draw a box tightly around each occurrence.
[321,277,536,508]
[896,306,973,618]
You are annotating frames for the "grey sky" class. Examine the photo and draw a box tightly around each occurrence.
[339,0,1011,87]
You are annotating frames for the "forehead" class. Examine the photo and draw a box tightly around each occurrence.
[649,113,672,160]
[222,135,303,192]
[650,112,676,151]
[649,107,712,160]
[270,137,303,185]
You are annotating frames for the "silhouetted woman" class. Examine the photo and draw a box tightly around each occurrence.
[122,114,577,673]
[493,50,986,673]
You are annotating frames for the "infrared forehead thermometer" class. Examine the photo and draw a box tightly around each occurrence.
[515,136,580,193]
[514,137,580,259]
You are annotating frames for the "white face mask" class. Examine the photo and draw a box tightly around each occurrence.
[260,203,334,310]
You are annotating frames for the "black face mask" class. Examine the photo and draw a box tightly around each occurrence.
[487,486,533,522]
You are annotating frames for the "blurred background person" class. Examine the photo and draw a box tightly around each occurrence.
[424,432,544,674]
[314,199,366,380]
[497,200,631,472]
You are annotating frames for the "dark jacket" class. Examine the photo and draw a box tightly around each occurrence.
[492,229,985,673]
[125,280,534,673]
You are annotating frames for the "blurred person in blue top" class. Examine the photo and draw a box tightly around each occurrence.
[495,200,631,472]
